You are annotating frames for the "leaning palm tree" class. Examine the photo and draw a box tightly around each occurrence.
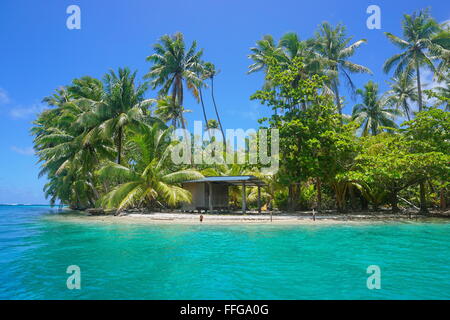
[94,67,151,164]
[352,81,402,136]
[383,9,444,112]
[384,73,418,120]
[99,123,203,212]
[203,62,226,144]
[145,32,204,129]
[313,22,372,116]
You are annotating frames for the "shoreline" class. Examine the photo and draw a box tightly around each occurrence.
[46,211,450,226]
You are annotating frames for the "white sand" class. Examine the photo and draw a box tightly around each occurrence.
[46,212,421,225]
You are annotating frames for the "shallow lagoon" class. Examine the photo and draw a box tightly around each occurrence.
[1,205,449,299]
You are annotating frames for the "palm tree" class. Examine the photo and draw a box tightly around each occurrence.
[42,87,72,107]
[198,76,210,131]
[203,62,226,144]
[278,33,326,79]
[432,27,450,81]
[383,9,444,112]
[432,80,450,110]
[384,73,418,120]
[314,22,372,115]
[153,96,191,128]
[94,67,151,164]
[145,32,204,129]
[248,33,329,96]
[99,123,203,212]
[248,35,281,75]
[206,119,219,129]
[383,10,446,216]
[33,80,115,209]
[352,81,402,136]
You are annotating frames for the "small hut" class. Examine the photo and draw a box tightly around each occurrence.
[182,175,265,214]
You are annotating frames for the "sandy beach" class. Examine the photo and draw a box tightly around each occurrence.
[46,211,446,225]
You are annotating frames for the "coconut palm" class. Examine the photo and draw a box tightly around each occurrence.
[248,33,330,96]
[352,81,402,136]
[248,35,281,75]
[153,96,191,128]
[99,123,203,212]
[203,62,226,144]
[42,87,72,107]
[145,32,204,129]
[384,73,418,120]
[279,33,326,79]
[432,80,450,110]
[206,119,219,129]
[383,9,445,112]
[33,81,115,209]
[432,27,450,81]
[313,22,372,115]
[94,67,151,164]
[198,76,210,132]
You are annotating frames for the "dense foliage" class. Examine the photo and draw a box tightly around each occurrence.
[33,9,449,214]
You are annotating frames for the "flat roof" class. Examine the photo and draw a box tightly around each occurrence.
[184,175,266,186]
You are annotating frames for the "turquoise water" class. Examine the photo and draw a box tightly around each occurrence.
[0,205,449,300]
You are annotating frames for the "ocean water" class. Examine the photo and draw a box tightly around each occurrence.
[0,205,449,300]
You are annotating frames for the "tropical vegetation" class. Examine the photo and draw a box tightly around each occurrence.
[33,8,449,215]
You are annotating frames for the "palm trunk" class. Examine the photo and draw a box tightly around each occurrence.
[180,114,186,130]
[117,126,122,164]
[199,87,210,140]
[210,77,226,146]
[371,122,377,136]
[415,61,423,112]
[332,80,343,122]
[403,101,411,121]
[416,62,426,214]
[199,87,209,129]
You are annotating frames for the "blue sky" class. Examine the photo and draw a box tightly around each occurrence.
[0,0,448,204]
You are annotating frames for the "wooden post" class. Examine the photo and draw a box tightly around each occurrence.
[208,182,213,214]
[242,182,246,214]
[257,185,261,214]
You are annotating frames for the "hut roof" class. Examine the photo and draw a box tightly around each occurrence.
[184,175,266,186]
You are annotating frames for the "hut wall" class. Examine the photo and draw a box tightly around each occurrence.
[211,184,229,208]
[182,182,206,210]
[182,182,229,210]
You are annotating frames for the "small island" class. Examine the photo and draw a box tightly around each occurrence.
[33,10,449,221]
